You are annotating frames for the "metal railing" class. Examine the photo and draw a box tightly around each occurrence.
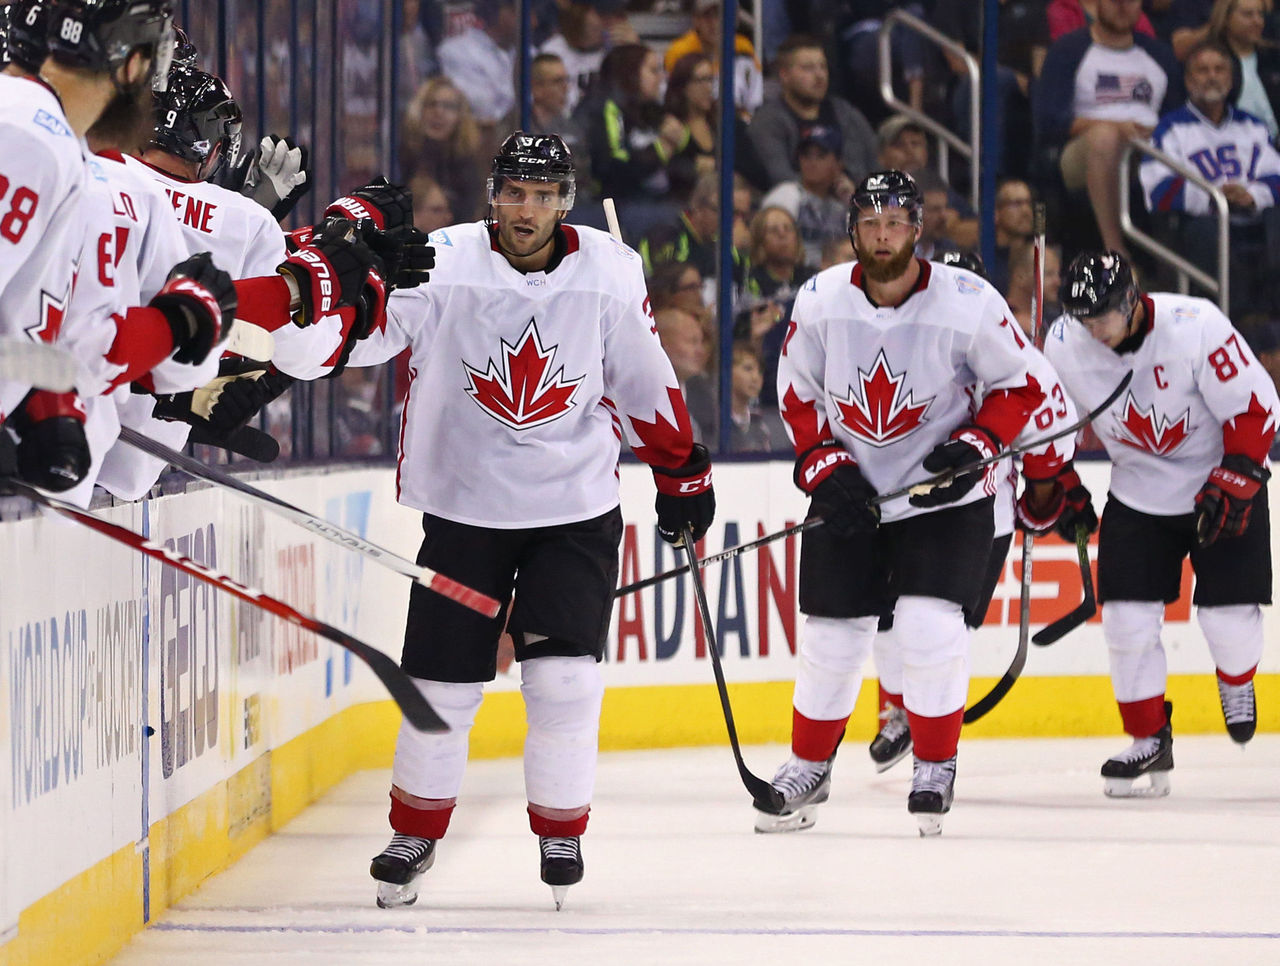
[1119,138,1230,312]
[877,8,980,211]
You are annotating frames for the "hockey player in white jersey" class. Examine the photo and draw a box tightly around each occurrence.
[311,132,714,910]
[1044,251,1278,797]
[761,171,1045,836]
[867,249,1079,772]
[0,0,238,495]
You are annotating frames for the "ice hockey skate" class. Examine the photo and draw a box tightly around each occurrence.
[753,753,833,833]
[370,834,436,908]
[907,755,956,836]
[1102,702,1173,797]
[868,704,912,773]
[539,836,584,910]
[1218,679,1256,745]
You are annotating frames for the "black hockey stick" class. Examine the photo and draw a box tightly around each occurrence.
[681,526,784,812]
[118,426,502,618]
[1032,523,1096,645]
[0,478,448,733]
[616,371,1132,598]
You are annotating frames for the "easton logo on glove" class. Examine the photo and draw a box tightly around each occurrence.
[796,442,856,492]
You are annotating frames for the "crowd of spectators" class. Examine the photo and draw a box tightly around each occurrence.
[386,0,1280,454]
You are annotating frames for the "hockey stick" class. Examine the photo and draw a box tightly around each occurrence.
[0,477,447,733]
[225,320,275,362]
[117,426,502,618]
[681,526,784,811]
[0,340,82,393]
[615,371,1132,597]
[962,205,1048,724]
[1031,523,1096,645]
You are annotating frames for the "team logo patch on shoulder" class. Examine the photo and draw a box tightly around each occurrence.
[1113,392,1191,456]
[803,276,818,291]
[86,158,108,182]
[608,236,635,259]
[830,349,934,446]
[33,109,72,138]
[463,318,585,430]
[427,228,453,247]
[953,274,983,295]
[1049,318,1066,341]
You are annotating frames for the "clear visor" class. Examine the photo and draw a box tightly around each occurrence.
[150,23,176,92]
[487,176,575,211]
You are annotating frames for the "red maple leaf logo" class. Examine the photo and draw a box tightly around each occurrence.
[1114,393,1191,455]
[830,350,934,446]
[463,319,585,430]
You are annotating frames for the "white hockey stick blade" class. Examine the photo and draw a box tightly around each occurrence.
[0,340,82,393]
[603,198,623,242]
[225,320,275,361]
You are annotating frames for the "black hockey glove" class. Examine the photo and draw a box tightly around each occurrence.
[1195,454,1270,547]
[249,135,312,221]
[795,441,879,538]
[361,223,435,292]
[653,443,715,544]
[909,424,1002,508]
[1053,466,1098,542]
[325,176,414,231]
[149,252,237,365]
[277,217,386,327]
[3,389,90,492]
[152,357,293,462]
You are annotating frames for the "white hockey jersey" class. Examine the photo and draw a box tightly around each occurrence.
[1045,293,1279,516]
[777,259,1045,523]
[342,221,697,528]
[0,74,87,418]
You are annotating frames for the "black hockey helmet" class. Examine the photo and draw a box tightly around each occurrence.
[1060,250,1136,319]
[935,248,988,281]
[487,131,576,210]
[150,65,242,179]
[848,169,923,231]
[46,0,174,90]
[2,1,50,73]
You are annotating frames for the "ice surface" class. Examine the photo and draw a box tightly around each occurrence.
[109,737,1280,965]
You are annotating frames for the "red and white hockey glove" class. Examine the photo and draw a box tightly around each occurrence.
[277,217,385,328]
[909,424,1001,508]
[149,252,237,365]
[3,389,90,492]
[653,443,715,544]
[1195,454,1270,547]
[795,441,879,537]
[324,176,413,231]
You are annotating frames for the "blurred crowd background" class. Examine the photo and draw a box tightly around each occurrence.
[174,0,1280,466]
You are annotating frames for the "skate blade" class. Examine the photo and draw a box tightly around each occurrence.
[550,884,570,911]
[915,813,945,837]
[1103,771,1171,798]
[375,879,421,909]
[754,804,818,834]
[873,744,913,774]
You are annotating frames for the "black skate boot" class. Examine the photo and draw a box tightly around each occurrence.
[1218,679,1256,745]
[539,836,583,911]
[753,752,834,833]
[1102,701,1174,798]
[868,704,912,773]
[371,834,436,908]
[907,755,956,837]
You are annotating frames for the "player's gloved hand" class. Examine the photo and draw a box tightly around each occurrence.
[359,222,435,291]
[149,252,237,365]
[795,441,879,537]
[323,269,389,378]
[653,443,715,544]
[1015,476,1066,536]
[3,389,90,492]
[277,217,386,327]
[909,424,1002,508]
[250,135,311,221]
[1195,454,1270,547]
[1053,466,1098,542]
[209,144,254,193]
[324,175,414,231]
[152,357,293,461]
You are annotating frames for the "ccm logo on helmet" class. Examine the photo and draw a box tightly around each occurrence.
[295,248,334,311]
[803,449,855,486]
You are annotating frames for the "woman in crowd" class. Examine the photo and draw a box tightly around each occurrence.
[1211,0,1280,140]
[399,75,485,220]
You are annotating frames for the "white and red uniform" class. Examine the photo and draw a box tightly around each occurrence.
[1045,293,1278,736]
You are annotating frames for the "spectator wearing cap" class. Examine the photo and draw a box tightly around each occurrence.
[748,33,878,188]
[664,0,764,115]
[877,114,979,248]
[539,0,638,114]
[438,0,518,130]
[758,124,855,264]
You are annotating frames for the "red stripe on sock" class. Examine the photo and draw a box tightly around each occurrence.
[906,708,963,761]
[1117,695,1168,738]
[389,795,454,839]
[527,807,589,837]
[1217,665,1257,686]
[791,708,849,761]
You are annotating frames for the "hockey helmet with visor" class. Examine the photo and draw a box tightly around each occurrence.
[848,169,923,233]
[150,65,242,178]
[1060,250,1136,320]
[488,131,576,211]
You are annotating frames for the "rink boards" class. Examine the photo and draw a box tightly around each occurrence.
[1,459,1276,966]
